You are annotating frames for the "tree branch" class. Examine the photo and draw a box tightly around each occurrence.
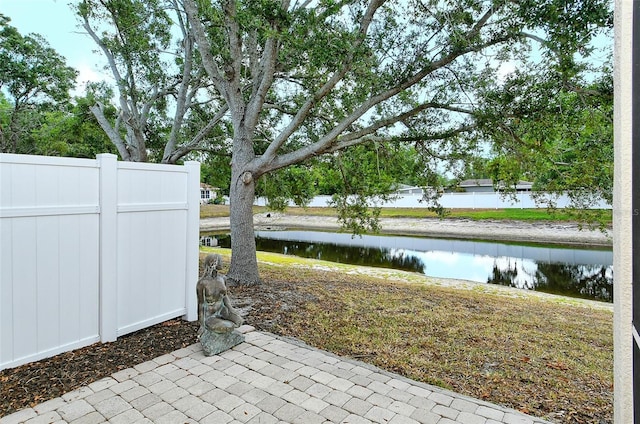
[183,0,230,99]
[163,8,195,163]
[256,0,386,170]
[90,103,130,161]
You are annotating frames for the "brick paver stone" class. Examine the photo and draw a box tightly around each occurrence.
[32,398,66,414]
[305,382,332,399]
[476,406,506,421]
[1,329,554,424]
[226,381,254,397]
[141,401,174,420]
[108,408,144,424]
[129,393,162,411]
[347,384,375,400]
[216,394,246,413]
[241,388,270,404]
[291,410,326,424]
[341,413,374,424]
[94,395,131,419]
[409,408,441,424]
[24,411,61,424]
[88,378,117,392]
[300,396,330,413]
[57,400,96,422]
[503,412,536,424]
[456,411,489,424]
[61,387,94,402]
[452,398,481,413]
[273,403,306,422]
[429,391,454,406]
[246,412,279,424]
[69,410,107,424]
[281,388,312,405]
[230,402,262,422]
[343,397,374,416]
[388,414,421,424]
[256,395,288,414]
[433,404,460,420]
[154,409,190,424]
[323,389,353,407]
[365,405,396,423]
[112,368,139,382]
[152,354,175,366]
[200,410,233,424]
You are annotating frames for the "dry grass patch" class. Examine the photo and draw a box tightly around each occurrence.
[249,262,612,424]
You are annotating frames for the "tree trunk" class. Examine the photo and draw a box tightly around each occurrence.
[227,131,261,286]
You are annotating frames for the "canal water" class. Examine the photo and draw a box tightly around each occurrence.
[201,230,613,302]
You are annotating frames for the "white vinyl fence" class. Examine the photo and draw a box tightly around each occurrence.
[0,153,200,371]
[256,192,611,209]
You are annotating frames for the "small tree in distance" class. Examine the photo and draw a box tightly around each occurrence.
[0,15,78,154]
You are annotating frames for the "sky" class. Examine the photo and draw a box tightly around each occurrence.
[1,0,612,99]
[1,0,108,93]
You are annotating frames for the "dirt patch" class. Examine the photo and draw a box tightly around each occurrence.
[0,280,296,417]
[201,214,613,247]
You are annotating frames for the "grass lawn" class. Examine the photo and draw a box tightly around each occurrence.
[200,204,612,225]
[205,248,613,424]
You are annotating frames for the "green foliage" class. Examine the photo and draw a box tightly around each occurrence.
[78,0,173,85]
[76,0,229,163]
[201,154,232,196]
[0,15,78,153]
[329,193,383,235]
[257,164,318,210]
[0,15,77,105]
[484,70,613,219]
[31,96,117,158]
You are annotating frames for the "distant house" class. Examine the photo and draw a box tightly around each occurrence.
[456,179,533,193]
[200,183,217,204]
[393,184,424,195]
[392,180,533,196]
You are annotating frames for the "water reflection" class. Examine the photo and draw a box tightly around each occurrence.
[204,230,613,302]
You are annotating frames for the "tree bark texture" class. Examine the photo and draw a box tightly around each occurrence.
[227,130,261,286]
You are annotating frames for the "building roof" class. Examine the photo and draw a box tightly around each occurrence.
[458,179,493,188]
[458,179,533,190]
[200,183,218,190]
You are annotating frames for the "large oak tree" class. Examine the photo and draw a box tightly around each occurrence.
[181,0,611,284]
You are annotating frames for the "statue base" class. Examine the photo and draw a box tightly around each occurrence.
[200,329,245,356]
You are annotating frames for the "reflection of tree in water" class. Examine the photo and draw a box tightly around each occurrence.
[487,259,524,288]
[534,263,612,302]
[211,233,612,302]
[219,235,427,273]
[487,260,612,302]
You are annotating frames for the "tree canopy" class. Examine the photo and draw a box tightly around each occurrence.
[76,0,229,163]
[0,15,78,154]
[180,0,612,284]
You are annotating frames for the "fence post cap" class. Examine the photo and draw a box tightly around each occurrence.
[96,153,118,159]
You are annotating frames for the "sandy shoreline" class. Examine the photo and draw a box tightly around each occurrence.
[201,213,613,247]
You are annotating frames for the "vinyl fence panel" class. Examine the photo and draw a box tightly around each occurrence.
[0,155,101,370]
[115,162,191,336]
[0,153,200,371]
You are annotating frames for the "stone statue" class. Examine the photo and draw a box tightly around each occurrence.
[202,253,223,277]
[197,254,244,355]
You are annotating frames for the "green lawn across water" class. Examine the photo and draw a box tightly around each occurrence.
[200,204,612,225]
